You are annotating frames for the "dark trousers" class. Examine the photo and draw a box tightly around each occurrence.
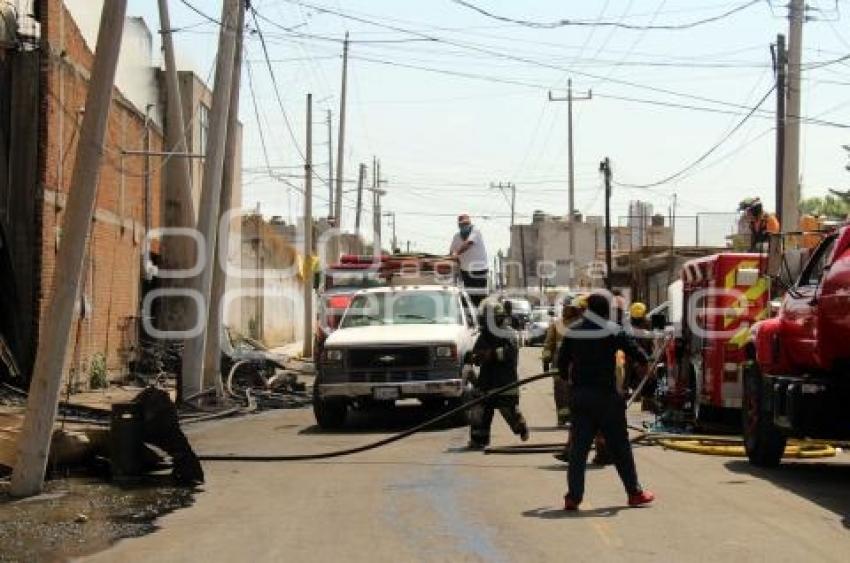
[469,401,527,446]
[567,388,641,502]
[460,269,489,307]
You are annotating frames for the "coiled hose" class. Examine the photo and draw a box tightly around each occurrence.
[197,371,554,462]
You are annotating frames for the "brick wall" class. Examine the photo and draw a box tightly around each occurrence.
[39,0,164,388]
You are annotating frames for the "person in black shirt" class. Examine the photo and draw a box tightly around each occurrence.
[467,302,530,449]
[557,292,655,510]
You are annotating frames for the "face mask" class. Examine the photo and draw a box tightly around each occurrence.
[459,224,472,238]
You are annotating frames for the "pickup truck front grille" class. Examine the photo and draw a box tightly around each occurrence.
[348,347,431,370]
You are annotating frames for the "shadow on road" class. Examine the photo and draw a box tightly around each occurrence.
[299,404,463,436]
[725,459,850,528]
[522,505,633,519]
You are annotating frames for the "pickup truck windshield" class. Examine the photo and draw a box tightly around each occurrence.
[340,291,462,328]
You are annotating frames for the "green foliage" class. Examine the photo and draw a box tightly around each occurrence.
[88,353,108,389]
[799,195,850,219]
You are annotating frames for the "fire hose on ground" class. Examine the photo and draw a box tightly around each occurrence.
[196,332,840,463]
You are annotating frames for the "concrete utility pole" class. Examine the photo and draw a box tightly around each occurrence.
[490,182,516,228]
[203,0,245,398]
[11,0,128,498]
[326,109,334,218]
[384,211,397,251]
[181,0,240,401]
[375,159,383,249]
[773,34,787,224]
[157,0,194,235]
[549,79,592,286]
[333,33,349,230]
[782,0,804,232]
[303,93,314,360]
[355,162,365,235]
[599,157,613,290]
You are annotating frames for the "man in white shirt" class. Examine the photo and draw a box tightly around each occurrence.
[450,213,489,306]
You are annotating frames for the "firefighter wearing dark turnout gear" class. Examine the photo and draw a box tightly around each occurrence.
[558,293,655,510]
[468,304,529,449]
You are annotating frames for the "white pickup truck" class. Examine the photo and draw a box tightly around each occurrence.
[313,285,479,428]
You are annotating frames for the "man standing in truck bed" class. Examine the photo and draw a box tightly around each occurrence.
[558,292,655,511]
[450,213,489,306]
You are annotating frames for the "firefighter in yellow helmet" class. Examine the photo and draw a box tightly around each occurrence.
[627,301,657,412]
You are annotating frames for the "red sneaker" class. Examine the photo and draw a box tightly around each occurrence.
[628,490,655,507]
[563,495,581,511]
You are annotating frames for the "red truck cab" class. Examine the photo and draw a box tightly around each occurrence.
[745,224,850,466]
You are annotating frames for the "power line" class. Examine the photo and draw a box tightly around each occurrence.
[271,0,805,116]
[615,85,775,189]
[177,0,223,26]
[449,0,763,31]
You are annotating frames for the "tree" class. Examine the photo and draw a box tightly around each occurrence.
[799,195,850,219]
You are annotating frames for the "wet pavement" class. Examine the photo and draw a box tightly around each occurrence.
[0,476,195,562]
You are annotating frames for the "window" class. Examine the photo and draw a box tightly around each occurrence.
[798,236,836,287]
[198,103,210,156]
[340,291,462,328]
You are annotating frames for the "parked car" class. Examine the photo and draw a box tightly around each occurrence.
[502,297,532,330]
[313,285,479,428]
[526,308,552,346]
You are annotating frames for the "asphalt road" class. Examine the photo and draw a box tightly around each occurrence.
[90,347,850,562]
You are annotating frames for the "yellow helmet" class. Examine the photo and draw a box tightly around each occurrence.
[629,302,647,320]
[575,295,588,309]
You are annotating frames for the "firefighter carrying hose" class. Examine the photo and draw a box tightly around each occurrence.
[467,302,530,450]
[739,197,780,251]
[558,292,655,510]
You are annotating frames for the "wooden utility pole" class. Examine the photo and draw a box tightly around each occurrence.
[782,0,804,232]
[333,33,349,229]
[181,0,240,401]
[600,157,613,290]
[203,0,245,398]
[549,80,591,287]
[774,34,787,224]
[355,162,365,234]
[326,109,334,218]
[11,0,128,497]
[303,94,314,360]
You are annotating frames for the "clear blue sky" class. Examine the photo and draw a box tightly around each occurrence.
[127,0,850,256]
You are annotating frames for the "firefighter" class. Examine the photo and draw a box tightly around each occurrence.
[558,292,655,510]
[739,197,780,251]
[542,297,582,426]
[468,302,530,449]
[627,301,658,411]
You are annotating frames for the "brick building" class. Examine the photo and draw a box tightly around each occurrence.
[39,0,164,388]
[0,1,242,389]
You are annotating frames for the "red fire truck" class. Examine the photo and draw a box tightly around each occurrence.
[662,252,769,425]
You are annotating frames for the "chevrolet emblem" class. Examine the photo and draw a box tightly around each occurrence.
[377,355,396,364]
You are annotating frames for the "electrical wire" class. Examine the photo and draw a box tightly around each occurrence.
[449,0,763,30]
[615,85,775,189]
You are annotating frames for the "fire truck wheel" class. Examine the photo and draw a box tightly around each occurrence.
[742,363,786,467]
[313,386,348,429]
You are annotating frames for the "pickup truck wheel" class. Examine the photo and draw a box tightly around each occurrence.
[742,363,786,467]
[313,386,347,429]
